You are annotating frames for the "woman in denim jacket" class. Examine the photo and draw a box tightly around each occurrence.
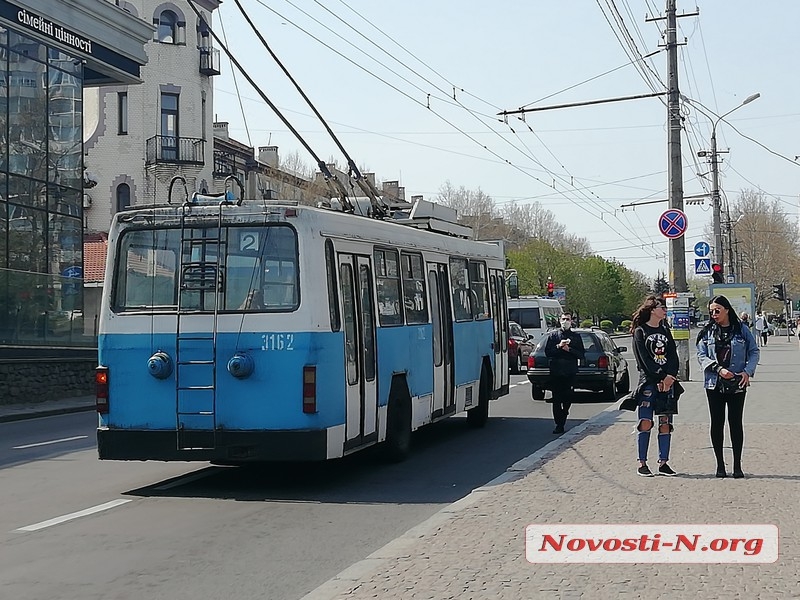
[696,295,759,478]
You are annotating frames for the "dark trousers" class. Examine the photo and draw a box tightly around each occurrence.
[551,375,573,427]
[706,388,746,469]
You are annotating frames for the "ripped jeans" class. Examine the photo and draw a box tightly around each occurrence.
[637,386,674,462]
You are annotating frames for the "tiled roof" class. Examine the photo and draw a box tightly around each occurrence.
[84,232,108,283]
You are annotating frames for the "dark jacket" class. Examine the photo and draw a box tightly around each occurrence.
[544,327,586,377]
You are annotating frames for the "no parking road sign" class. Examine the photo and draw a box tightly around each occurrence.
[659,209,688,239]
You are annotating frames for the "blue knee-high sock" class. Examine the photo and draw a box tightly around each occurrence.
[638,430,651,462]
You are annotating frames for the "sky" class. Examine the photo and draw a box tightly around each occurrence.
[209,0,800,281]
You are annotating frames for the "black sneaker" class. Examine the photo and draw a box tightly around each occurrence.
[637,465,654,477]
[658,463,677,476]
[552,425,565,434]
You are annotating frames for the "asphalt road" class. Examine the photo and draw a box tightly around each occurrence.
[0,372,618,600]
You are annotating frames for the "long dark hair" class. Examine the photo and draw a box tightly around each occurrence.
[630,295,663,334]
[696,294,741,344]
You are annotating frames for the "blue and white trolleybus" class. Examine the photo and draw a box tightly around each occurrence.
[96,193,509,462]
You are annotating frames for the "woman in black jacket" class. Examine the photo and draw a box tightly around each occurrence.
[630,296,679,477]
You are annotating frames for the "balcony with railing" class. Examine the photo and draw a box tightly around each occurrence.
[199,46,221,76]
[145,135,205,165]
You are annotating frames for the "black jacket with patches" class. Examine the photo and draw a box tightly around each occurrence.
[632,322,678,387]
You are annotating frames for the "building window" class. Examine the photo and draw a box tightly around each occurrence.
[160,93,179,160]
[155,11,179,44]
[117,92,128,135]
[116,183,131,212]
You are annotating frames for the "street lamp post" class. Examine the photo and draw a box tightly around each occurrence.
[708,93,760,269]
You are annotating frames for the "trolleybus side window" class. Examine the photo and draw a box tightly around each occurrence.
[428,270,443,367]
[449,257,472,322]
[340,263,358,385]
[468,260,490,320]
[373,247,403,326]
[400,251,428,325]
[360,264,376,382]
[325,239,340,331]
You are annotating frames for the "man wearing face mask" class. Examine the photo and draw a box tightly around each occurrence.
[544,311,586,434]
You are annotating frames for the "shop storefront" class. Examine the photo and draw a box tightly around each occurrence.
[0,0,149,348]
[0,0,150,401]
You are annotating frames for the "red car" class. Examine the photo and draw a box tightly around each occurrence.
[508,321,534,374]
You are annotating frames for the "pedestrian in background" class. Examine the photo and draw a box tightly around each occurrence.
[544,311,585,435]
[629,296,680,477]
[754,312,767,346]
[696,295,759,478]
[740,312,751,330]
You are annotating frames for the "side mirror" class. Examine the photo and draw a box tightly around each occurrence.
[507,273,519,299]
[615,346,627,353]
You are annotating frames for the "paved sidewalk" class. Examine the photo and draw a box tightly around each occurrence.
[305,340,800,600]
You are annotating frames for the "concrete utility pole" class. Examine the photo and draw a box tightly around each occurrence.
[663,0,695,380]
[665,0,687,295]
[710,129,724,265]
[702,93,760,272]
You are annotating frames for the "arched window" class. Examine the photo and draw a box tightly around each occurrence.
[116,183,131,212]
[157,10,177,43]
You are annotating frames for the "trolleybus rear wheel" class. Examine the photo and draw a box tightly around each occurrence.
[384,379,412,462]
[466,367,491,428]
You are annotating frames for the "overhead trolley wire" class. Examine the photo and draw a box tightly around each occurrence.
[231,0,387,217]
[186,0,355,212]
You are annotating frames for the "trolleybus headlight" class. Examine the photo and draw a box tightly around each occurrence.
[147,351,173,379]
[227,352,255,378]
[96,366,109,414]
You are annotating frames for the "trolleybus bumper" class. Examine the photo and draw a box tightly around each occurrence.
[97,428,330,462]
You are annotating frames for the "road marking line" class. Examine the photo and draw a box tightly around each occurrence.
[16,499,131,532]
[13,435,88,449]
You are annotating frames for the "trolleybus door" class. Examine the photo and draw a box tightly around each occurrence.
[428,263,456,417]
[339,254,378,449]
[490,268,510,392]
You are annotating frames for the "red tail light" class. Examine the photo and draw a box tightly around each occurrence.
[303,366,317,414]
[528,355,536,368]
[96,366,109,414]
[508,338,518,351]
[598,355,609,369]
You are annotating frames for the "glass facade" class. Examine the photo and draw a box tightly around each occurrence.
[0,24,92,345]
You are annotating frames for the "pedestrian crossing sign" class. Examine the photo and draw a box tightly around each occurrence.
[695,258,711,274]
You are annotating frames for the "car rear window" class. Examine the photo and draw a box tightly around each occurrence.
[509,307,541,329]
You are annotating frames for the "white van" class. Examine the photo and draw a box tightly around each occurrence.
[507,296,564,344]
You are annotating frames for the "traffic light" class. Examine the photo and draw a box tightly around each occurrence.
[772,283,786,301]
[711,263,724,284]
[546,279,554,297]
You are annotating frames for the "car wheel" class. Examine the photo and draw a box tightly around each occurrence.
[510,352,521,375]
[531,384,545,401]
[616,370,630,394]
[602,381,616,402]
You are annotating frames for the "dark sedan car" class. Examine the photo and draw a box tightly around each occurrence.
[508,320,534,374]
[526,328,630,401]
